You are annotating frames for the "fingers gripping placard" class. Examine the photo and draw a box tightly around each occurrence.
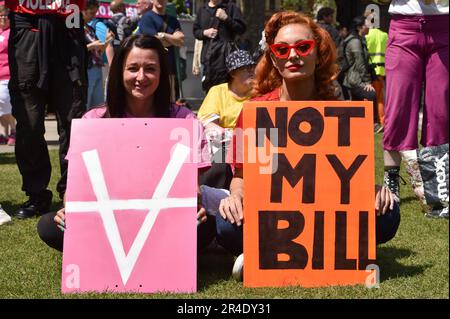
[242,101,376,287]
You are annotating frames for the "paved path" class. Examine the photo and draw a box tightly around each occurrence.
[0,116,59,154]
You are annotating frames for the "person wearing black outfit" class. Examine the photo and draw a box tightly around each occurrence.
[193,0,246,93]
[342,16,380,129]
[6,0,87,219]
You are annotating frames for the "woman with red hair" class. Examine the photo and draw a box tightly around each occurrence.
[252,11,340,101]
[213,11,400,280]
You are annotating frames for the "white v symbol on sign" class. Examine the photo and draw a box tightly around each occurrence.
[65,143,196,285]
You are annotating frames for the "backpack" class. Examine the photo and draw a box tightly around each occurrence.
[401,144,449,218]
[106,14,135,48]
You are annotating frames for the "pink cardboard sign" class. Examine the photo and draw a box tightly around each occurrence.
[61,118,200,294]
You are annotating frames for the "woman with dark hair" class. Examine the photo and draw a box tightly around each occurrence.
[37,34,211,252]
[342,16,381,132]
[217,11,400,280]
[85,34,179,119]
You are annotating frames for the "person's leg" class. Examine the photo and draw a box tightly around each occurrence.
[49,27,87,200]
[350,86,379,125]
[0,115,8,141]
[384,18,424,151]
[3,114,16,134]
[421,15,449,148]
[383,16,425,199]
[215,214,243,256]
[373,76,385,126]
[5,113,16,145]
[92,66,105,107]
[37,212,64,252]
[86,67,96,110]
[0,204,12,225]
[50,71,86,200]
[197,186,223,252]
[376,201,401,245]
[199,185,242,255]
[383,150,404,201]
[0,80,11,139]
[8,26,53,217]
[197,216,216,252]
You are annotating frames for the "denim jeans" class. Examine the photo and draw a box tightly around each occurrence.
[198,185,401,256]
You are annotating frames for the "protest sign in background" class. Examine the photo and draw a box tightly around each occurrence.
[242,101,375,287]
[96,1,137,19]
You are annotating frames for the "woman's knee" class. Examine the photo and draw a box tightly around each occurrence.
[37,212,64,252]
[376,202,401,245]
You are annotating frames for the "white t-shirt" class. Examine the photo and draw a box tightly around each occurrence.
[389,0,449,15]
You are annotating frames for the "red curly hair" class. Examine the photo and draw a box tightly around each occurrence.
[254,11,339,100]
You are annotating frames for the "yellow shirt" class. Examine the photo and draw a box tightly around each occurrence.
[197,83,251,129]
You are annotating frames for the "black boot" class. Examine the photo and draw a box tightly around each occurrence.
[383,167,406,203]
[15,190,53,219]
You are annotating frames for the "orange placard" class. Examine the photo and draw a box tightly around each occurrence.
[241,101,376,287]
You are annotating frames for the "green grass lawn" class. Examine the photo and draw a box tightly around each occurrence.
[0,135,448,299]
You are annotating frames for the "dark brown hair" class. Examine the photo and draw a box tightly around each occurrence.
[106,34,171,118]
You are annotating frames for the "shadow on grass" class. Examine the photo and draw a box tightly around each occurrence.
[377,246,430,282]
[401,196,420,205]
[197,247,235,291]
[0,153,16,165]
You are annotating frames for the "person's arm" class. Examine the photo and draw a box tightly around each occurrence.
[193,8,206,40]
[105,41,115,66]
[219,4,246,36]
[345,39,370,88]
[192,39,203,75]
[219,167,244,226]
[375,184,395,216]
[86,40,105,51]
[157,30,185,47]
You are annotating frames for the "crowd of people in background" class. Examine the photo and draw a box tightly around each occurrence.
[0,0,448,281]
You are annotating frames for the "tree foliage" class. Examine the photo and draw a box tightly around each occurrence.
[171,0,188,14]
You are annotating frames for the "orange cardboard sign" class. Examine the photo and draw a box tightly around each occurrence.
[241,101,375,287]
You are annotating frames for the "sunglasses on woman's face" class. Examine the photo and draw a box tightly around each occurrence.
[269,40,315,59]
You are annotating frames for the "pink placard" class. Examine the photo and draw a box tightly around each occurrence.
[61,118,200,294]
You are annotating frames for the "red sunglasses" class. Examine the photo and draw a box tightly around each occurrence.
[270,40,315,59]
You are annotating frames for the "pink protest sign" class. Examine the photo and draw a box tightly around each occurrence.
[61,118,200,294]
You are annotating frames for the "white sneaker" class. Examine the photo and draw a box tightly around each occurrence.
[0,207,12,225]
[232,253,244,281]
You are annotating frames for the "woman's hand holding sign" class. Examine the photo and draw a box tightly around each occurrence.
[375,185,395,216]
[219,193,243,226]
[54,208,66,232]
